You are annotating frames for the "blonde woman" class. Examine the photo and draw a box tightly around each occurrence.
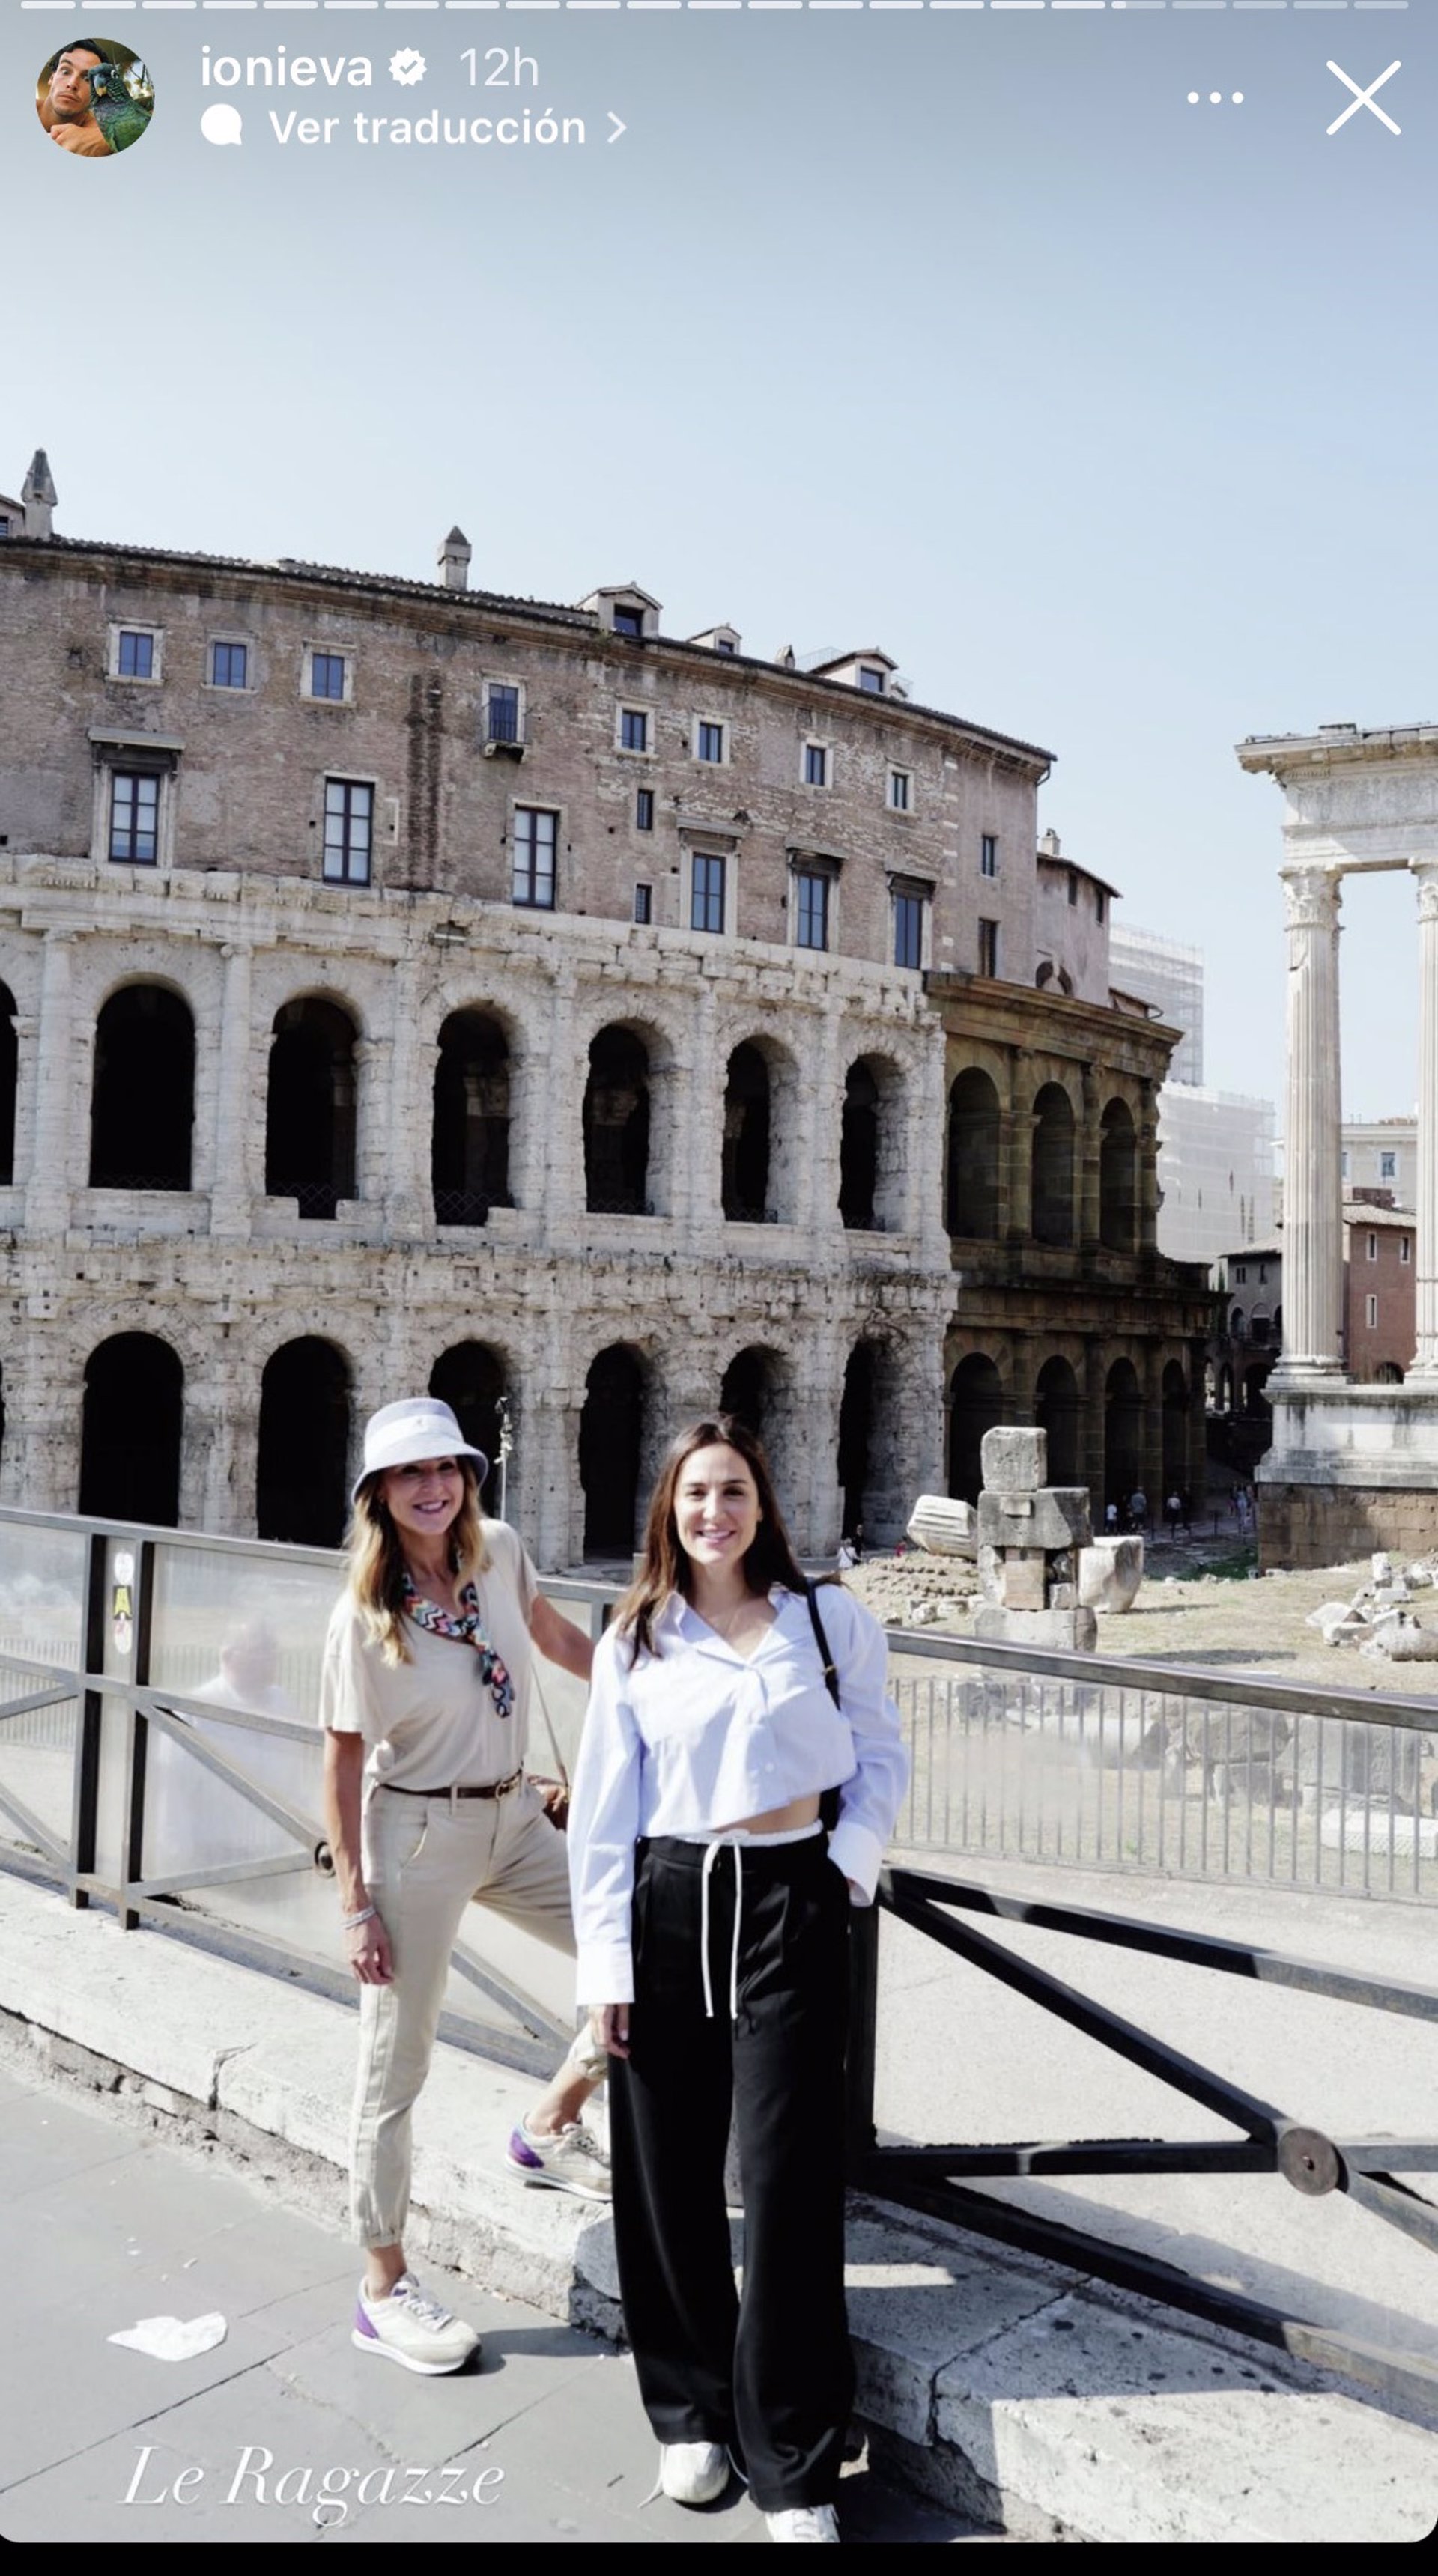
[321,1397,609,2376]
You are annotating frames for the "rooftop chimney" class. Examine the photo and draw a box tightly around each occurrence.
[1039,827,1061,858]
[437,526,471,592]
[22,449,56,541]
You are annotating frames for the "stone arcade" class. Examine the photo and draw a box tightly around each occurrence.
[0,456,1211,1560]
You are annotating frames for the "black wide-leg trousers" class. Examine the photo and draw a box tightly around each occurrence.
[608,1834,855,2513]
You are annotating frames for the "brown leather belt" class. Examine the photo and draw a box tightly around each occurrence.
[382,1770,524,1801]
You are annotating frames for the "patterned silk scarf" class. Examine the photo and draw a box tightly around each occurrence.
[401,1573,515,1721]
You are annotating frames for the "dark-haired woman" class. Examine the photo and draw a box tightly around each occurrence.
[568,1416,908,2544]
[321,1397,610,2378]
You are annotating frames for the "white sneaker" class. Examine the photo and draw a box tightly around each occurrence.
[766,2504,840,2543]
[660,2442,730,2506]
[506,2115,612,2201]
[351,2272,480,2375]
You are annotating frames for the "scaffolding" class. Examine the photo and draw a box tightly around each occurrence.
[1156,1086,1277,1267]
[1108,926,1205,1087]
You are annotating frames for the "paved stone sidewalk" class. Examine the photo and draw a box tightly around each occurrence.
[0,2062,982,2547]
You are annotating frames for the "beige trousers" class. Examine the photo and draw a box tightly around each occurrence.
[350,1779,604,2247]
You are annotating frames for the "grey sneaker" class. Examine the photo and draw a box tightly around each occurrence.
[351,2272,480,2375]
[506,2116,612,2200]
[661,2443,729,2506]
[766,2506,840,2542]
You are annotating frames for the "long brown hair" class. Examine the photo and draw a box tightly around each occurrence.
[612,1415,815,1662]
[345,1462,490,1665]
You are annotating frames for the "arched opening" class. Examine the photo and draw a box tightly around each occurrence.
[0,980,16,1185]
[265,997,357,1220]
[1230,1307,1247,1342]
[1031,1084,1075,1248]
[837,1341,882,1540]
[945,1068,1000,1239]
[1249,1307,1272,1348]
[720,1345,772,1441]
[1099,1099,1138,1254]
[256,1338,351,1545]
[1034,1355,1081,1487]
[1104,1358,1143,1507]
[1374,1361,1405,1385]
[1162,1361,1188,1499]
[722,1042,771,1222]
[584,1027,650,1217]
[947,1352,1004,1506]
[839,1060,880,1230]
[429,1341,506,1514]
[79,1333,183,1527]
[432,1009,511,1226]
[89,985,194,1191]
[580,1345,646,1556]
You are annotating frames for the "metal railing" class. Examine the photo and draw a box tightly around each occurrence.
[886,1626,1438,1903]
[844,1865,1438,2419]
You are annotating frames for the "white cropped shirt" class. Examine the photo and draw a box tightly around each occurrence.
[567,1583,910,2005]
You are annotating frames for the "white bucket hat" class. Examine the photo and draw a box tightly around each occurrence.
[352,1397,490,1503]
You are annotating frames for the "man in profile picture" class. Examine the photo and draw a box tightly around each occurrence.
[38,40,119,156]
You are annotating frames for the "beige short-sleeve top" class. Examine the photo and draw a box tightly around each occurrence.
[319,1519,539,1788]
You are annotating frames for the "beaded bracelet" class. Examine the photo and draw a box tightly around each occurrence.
[343,1904,377,1931]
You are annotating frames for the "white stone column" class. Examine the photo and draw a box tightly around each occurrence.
[1410,858,1438,1375]
[210,942,254,1238]
[1272,864,1345,1384]
[25,930,76,1236]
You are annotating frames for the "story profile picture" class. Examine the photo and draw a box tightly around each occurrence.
[36,38,154,159]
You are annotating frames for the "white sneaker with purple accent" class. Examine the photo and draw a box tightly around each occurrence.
[351,2271,480,2375]
[506,2115,612,2199]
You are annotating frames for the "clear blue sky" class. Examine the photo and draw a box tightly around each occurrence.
[4,4,1431,1117]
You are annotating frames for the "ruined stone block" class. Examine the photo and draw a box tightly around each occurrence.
[980,1427,1047,1495]
[972,1603,1098,1653]
[1000,1551,1048,1611]
[977,1487,1093,1553]
[906,1495,977,1559]
[977,1544,1002,1604]
[1077,1537,1144,1614]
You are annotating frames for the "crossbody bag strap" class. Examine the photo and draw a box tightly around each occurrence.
[805,1580,842,1709]
[806,1581,846,1837]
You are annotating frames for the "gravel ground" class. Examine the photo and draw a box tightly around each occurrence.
[843,1540,1438,1701]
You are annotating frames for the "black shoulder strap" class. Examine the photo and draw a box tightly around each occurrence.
[806,1581,841,1708]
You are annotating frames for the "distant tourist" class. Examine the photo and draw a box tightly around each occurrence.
[1128,1486,1149,1534]
[320,1397,611,2378]
[836,1535,859,1570]
[1165,1490,1183,1537]
[1104,1500,1120,1536]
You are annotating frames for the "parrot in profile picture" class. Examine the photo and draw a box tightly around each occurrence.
[85,61,153,153]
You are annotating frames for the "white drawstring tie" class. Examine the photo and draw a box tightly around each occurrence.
[684,1823,825,2022]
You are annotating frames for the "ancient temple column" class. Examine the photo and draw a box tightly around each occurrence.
[1410,858,1438,1376]
[1272,865,1345,1382]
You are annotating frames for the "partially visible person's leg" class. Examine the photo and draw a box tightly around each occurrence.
[472,1784,610,2188]
[729,1841,854,2515]
[609,1841,740,2449]
[349,1792,485,2370]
